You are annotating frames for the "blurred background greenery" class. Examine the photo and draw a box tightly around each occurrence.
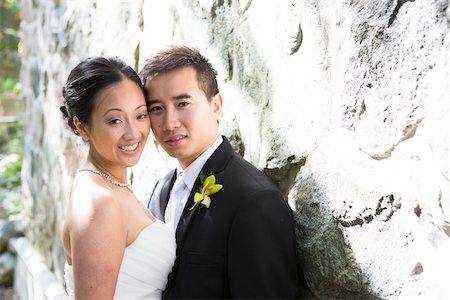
[0,0,23,220]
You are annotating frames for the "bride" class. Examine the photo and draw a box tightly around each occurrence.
[60,56,176,299]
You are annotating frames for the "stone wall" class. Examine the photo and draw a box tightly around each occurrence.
[19,0,449,298]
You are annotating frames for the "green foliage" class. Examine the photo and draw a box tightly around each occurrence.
[0,0,21,80]
[0,0,23,219]
[0,121,22,154]
[0,155,21,189]
[0,78,21,94]
[0,120,23,188]
[0,120,23,218]
[1,0,22,117]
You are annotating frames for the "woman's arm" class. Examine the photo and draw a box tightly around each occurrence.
[69,190,126,300]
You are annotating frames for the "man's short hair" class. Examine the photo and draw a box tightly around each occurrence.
[139,46,219,99]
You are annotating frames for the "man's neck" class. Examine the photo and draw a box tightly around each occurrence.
[176,136,223,190]
[179,135,221,170]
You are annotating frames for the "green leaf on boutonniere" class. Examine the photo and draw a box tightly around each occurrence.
[200,171,206,185]
[189,174,223,211]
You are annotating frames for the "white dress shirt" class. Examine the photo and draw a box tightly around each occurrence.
[164,136,223,235]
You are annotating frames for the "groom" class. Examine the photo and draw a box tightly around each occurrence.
[140,46,303,299]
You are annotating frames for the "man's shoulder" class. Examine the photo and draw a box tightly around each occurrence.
[224,153,281,194]
[218,153,292,216]
[150,169,176,198]
[159,169,177,183]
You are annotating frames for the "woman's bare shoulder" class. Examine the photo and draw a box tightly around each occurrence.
[67,172,123,233]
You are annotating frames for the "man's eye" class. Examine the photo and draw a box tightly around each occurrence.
[179,102,189,107]
[149,106,162,112]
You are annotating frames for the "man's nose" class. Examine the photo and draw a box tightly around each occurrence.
[163,108,180,131]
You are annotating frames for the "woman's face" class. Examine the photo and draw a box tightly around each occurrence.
[83,79,150,169]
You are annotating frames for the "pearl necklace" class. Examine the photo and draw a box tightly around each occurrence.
[78,169,133,193]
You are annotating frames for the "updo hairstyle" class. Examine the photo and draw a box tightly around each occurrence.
[60,56,146,135]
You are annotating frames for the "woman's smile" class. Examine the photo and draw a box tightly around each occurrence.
[119,143,139,152]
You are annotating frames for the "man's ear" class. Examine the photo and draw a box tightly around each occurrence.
[211,93,223,119]
[73,116,90,142]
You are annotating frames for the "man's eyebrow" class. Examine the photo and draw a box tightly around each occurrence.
[173,93,192,100]
[148,93,192,104]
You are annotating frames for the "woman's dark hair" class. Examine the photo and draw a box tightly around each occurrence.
[60,56,146,135]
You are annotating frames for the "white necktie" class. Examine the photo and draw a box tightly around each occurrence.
[165,173,187,235]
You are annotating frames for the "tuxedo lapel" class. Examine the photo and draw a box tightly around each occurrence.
[164,137,235,296]
[148,169,177,221]
[175,178,201,244]
[175,137,235,249]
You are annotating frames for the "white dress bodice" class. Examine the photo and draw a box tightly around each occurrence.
[64,220,176,299]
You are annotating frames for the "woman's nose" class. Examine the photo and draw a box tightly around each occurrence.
[123,121,141,140]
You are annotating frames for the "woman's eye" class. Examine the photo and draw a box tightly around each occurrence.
[137,113,148,120]
[109,119,122,124]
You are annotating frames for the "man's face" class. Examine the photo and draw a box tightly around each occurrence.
[146,66,222,169]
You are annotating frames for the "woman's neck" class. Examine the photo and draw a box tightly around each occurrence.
[84,158,128,184]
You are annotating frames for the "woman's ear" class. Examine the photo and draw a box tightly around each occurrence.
[73,116,90,142]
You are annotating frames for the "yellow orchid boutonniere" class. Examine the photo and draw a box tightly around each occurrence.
[189,173,223,211]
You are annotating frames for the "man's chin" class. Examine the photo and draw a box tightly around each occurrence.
[162,148,182,159]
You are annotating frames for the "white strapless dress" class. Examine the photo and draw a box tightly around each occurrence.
[64,219,176,299]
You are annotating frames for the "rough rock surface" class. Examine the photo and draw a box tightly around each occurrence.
[19,0,449,298]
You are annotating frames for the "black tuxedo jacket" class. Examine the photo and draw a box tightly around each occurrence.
[149,137,299,299]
